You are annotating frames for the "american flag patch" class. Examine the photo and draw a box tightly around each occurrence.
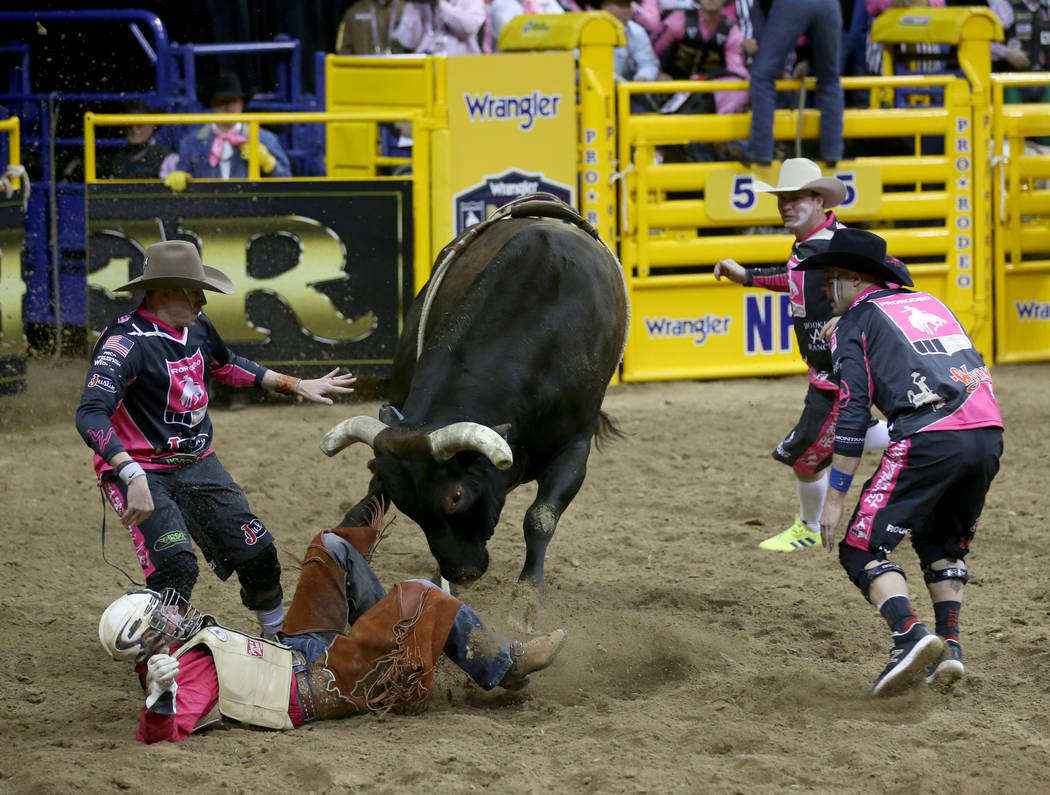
[101,335,134,356]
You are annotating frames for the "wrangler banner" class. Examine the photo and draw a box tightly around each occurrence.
[86,181,413,376]
[443,51,576,243]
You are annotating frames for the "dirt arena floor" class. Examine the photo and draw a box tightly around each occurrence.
[1,357,1047,794]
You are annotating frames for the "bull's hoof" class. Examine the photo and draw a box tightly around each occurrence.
[507,583,544,635]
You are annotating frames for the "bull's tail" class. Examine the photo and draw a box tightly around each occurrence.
[593,410,625,453]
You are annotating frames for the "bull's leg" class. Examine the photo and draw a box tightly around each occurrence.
[511,437,590,632]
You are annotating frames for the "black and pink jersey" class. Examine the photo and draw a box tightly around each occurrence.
[830,286,1003,457]
[75,308,268,476]
[746,212,843,390]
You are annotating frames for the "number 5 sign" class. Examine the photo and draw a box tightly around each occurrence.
[705,164,883,223]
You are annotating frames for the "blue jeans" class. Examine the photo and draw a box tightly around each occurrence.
[283,535,514,690]
[747,0,843,163]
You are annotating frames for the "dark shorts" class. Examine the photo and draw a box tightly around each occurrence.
[842,427,1003,566]
[102,453,273,581]
[772,384,838,474]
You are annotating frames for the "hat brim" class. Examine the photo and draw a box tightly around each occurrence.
[796,250,914,287]
[114,265,236,294]
[753,177,848,209]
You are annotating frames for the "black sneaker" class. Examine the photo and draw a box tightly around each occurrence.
[871,624,944,697]
[924,639,964,687]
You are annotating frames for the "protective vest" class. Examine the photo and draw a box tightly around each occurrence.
[669,12,735,80]
[1006,0,1050,70]
[175,623,294,730]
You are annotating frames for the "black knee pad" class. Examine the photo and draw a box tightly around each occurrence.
[236,545,283,610]
[923,559,969,585]
[838,544,906,599]
[146,551,199,601]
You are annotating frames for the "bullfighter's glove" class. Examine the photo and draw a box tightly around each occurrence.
[240,142,277,174]
[145,653,179,714]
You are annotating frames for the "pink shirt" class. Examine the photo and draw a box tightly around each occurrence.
[395,0,487,54]
[136,647,302,743]
[652,11,750,114]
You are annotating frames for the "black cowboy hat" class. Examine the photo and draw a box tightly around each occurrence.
[123,98,152,115]
[201,72,253,106]
[796,227,914,287]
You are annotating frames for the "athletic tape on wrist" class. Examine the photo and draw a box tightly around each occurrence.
[829,467,853,492]
[274,374,301,396]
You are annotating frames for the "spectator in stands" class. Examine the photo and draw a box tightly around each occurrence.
[336,0,412,166]
[0,165,24,199]
[102,100,175,181]
[394,0,487,54]
[164,72,291,191]
[733,0,763,64]
[865,0,946,77]
[653,0,750,113]
[336,0,407,53]
[634,0,709,46]
[989,0,1050,103]
[583,0,661,83]
[840,0,874,107]
[737,0,844,166]
[487,0,566,48]
[648,0,749,159]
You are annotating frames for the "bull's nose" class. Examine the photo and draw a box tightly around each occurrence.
[448,568,483,586]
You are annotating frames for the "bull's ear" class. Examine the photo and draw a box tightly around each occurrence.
[492,423,511,440]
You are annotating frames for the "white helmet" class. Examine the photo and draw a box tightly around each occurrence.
[99,588,205,663]
[99,589,163,663]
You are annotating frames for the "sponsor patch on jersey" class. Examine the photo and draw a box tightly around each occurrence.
[153,530,189,552]
[165,350,208,427]
[102,335,134,357]
[246,639,264,657]
[241,519,267,546]
[872,293,971,355]
[88,373,117,393]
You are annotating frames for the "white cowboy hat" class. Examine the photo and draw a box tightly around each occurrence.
[753,158,847,209]
[115,240,235,294]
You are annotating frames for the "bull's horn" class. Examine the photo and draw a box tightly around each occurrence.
[320,416,390,457]
[427,422,513,470]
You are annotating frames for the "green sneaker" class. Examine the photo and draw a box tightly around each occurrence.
[759,516,820,551]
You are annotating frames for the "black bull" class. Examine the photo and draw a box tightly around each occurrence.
[321,196,629,589]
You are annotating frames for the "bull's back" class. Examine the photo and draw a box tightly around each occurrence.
[393,218,626,429]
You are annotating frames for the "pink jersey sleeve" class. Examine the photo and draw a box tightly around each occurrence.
[751,271,790,291]
[210,350,266,387]
[136,649,219,744]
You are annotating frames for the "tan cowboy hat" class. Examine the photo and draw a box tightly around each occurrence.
[753,158,848,209]
[115,240,236,294]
